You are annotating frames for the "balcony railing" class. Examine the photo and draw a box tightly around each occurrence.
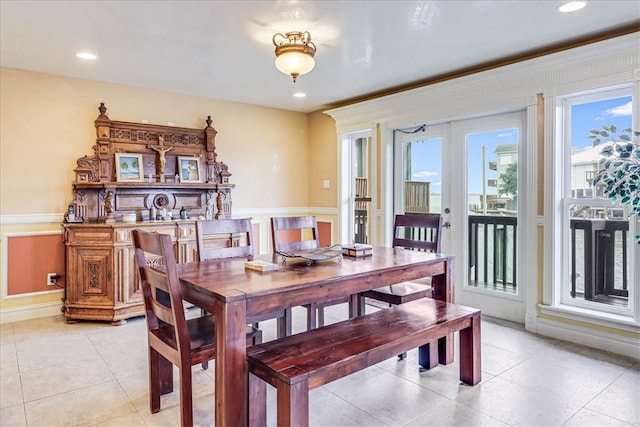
[570,218,629,304]
[468,215,517,293]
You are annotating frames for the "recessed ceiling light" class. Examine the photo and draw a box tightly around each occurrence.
[557,1,587,13]
[76,51,97,60]
[293,92,307,98]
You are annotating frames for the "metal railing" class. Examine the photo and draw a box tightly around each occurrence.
[570,219,629,302]
[468,215,518,292]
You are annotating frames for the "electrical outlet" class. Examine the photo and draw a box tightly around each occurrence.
[47,273,58,286]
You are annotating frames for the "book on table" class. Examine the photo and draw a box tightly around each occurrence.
[244,260,279,272]
[342,244,373,258]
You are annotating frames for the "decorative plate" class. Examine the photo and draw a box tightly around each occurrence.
[276,244,344,266]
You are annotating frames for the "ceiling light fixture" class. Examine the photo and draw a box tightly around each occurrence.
[557,1,587,13]
[272,31,316,83]
[76,51,97,60]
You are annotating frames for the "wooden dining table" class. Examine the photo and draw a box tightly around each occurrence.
[178,246,455,427]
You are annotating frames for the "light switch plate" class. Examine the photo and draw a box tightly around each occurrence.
[323,179,330,189]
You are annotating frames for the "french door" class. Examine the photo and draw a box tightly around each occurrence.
[393,112,527,322]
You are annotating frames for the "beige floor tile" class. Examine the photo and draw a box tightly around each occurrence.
[138,391,214,427]
[585,380,640,426]
[480,342,530,376]
[84,411,149,427]
[121,365,214,415]
[0,324,16,361]
[24,380,135,427]
[326,369,450,426]
[309,390,387,427]
[538,341,636,382]
[499,358,613,407]
[480,316,560,357]
[1,311,637,427]
[612,362,640,390]
[20,357,115,402]
[0,367,23,409]
[16,333,101,373]
[562,407,635,427]
[456,376,583,426]
[0,403,27,427]
[406,401,509,426]
[377,351,492,400]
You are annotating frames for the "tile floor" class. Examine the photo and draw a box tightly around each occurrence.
[1,303,638,427]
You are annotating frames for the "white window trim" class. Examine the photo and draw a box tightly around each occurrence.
[542,74,640,328]
[327,34,640,340]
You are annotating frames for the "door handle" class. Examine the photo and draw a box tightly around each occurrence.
[443,221,451,228]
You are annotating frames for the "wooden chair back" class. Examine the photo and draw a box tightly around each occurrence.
[270,215,320,253]
[133,229,260,426]
[393,213,442,253]
[132,230,193,358]
[196,218,254,261]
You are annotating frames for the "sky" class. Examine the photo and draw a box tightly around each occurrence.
[409,129,517,195]
[571,97,633,150]
[407,96,633,196]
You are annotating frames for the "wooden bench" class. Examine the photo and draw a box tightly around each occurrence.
[247,298,481,427]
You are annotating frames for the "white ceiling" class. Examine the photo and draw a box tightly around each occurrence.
[1,1,639,113]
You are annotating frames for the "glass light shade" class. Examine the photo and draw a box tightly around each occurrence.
[275,51,315,78]
[557,1,586,12]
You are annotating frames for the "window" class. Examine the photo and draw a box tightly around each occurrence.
[556,85,636,317]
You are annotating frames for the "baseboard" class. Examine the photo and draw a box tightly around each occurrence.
[0,301,63,324]
[536,317,640,360]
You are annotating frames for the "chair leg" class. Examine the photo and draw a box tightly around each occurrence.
[348,294,358,318]
[306,303,317,330]
[357,294,367,316]
[149,347,173,414]
[200,309,212,370]
[317,306,325,328]
[277,308,293,338]
[159,354,173,395]
[418,339,439,370]
[149,348,161,413]
[179,364,194,427]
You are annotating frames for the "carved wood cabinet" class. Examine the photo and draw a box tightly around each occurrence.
[63,104,234,324]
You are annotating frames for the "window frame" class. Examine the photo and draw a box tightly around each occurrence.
[547,83,639,325]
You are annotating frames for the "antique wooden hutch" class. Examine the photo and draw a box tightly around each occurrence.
[62,103,234,324]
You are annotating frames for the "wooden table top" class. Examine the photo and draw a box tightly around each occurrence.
[178,246,453,304]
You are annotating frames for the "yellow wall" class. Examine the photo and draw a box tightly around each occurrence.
[308,111,338,208]
[0,67,339,315]
[0,67,317,213]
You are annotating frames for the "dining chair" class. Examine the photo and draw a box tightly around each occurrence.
[360,213,442,308]
[359,213,442,358]
[196,218,292,339]
[132,229,261,427]
[270,215,354,329]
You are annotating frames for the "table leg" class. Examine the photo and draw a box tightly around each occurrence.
[214,298,249,427]
[432,258,455,364]
[459,312,482,385]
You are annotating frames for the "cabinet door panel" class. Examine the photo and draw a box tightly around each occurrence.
[76,248,113,302]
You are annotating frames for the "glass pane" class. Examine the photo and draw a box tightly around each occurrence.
[354,137,370,243]
[403,137,442,214]
[565,95,632,309]
[570,96,633,199]
[467,128,518,293]
[568,204,630,308]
